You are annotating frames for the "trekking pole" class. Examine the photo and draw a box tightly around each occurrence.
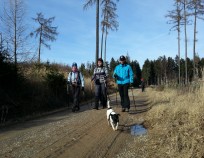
[90,81,93,108]
[82,90,87,107]
[130,86,136,110]
[115,86,118,107]
[67,83,70,107]
[104,81,111,101]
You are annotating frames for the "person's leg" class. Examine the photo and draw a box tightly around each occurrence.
[72,86,77,112]
[94,84,100,109]
[118,84,125,111]
[75,86,81,111]
[101,83,107,108]
[123,83,130,111]
[142,86,145,92]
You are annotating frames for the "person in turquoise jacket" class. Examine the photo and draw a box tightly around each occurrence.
[113,55,134,112]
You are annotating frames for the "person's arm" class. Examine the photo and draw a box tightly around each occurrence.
[67,72,71,84]
[80,72,85,87]
[113,66,118,79]
[91,68,96,81]
[104,67,109,78]
[129,65,134,83]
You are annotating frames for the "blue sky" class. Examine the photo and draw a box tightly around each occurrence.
[26,0,204,67]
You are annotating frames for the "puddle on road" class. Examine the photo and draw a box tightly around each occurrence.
[130,124,147,136]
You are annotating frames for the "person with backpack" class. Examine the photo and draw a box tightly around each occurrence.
[67,62,85,112]
[113,55,134,112]
[91,58,108,110]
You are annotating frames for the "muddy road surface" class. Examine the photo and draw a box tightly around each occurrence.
[0,89,149,158]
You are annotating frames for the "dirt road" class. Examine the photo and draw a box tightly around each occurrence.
[0,89,149,158]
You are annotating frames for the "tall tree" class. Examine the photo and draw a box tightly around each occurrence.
[31,13,58,63]
[166,0,183,85]
[1,0,26,67]
[109,57,118,72]
[188,0,204,79]
[101,0,119,64]
[181,0,190,84]
[84,0,100,65]
[142,59,151,85]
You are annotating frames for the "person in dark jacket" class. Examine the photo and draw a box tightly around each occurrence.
[141,78,145,92]
[67,62,85,112]
[113,55,134,112]
[92,58,108,110]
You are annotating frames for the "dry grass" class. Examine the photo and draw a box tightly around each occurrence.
[117,83,204,158]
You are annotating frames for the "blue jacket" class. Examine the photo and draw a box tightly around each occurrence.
[113,64,134,85]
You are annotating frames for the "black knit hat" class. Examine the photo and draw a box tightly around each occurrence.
[72,62,77,67]
[119,55,126,61]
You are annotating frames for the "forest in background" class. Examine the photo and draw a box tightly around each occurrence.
[1,0,204,123]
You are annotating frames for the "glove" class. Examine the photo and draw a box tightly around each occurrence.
[114,73,118,79]
[130,83,133,87]
[81,87,84,91]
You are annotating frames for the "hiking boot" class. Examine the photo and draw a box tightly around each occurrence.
[93,107,98,110]
[72,107,76,112]
[102,105,107,109]
[75,106,80,111]
[121,108,125,112]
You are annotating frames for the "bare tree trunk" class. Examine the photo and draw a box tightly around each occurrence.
[100,20,105,58]
[95,0,99,64]
[177,1,181,85]
[38,25,42,64]
[193,8,197,79]
[184,0,188,84]
[178,26,181,85]
[104,25,108,65]
[14,0,17,67]
[0,33,2,52]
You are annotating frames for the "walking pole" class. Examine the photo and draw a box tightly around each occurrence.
[90,81,93,108]
[104,81,111,101]
[115,87,118,107]
[130,86,136,111]
[67,83,70,108]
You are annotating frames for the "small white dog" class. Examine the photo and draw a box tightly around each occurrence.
[106,101,120,131]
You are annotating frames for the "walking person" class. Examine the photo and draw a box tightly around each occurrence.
[67,62,85,112]
[92,58,108,110]
[113,55,134,112]
[141,78,145,92]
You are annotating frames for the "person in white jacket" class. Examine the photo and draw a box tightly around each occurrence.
[67,62,85,112]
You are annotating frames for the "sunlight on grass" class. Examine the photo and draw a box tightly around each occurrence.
[117,82,204,158]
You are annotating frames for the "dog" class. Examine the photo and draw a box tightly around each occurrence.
[106,101,120,131]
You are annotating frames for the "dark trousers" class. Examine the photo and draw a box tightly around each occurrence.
[71,85,80,107]
[142,85,145,92]
[118,83,130,109]
[95,83,107,108]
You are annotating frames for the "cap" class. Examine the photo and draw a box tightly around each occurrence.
[119,55,126,61]
[72,62,77,67]
[97,58,103,63]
